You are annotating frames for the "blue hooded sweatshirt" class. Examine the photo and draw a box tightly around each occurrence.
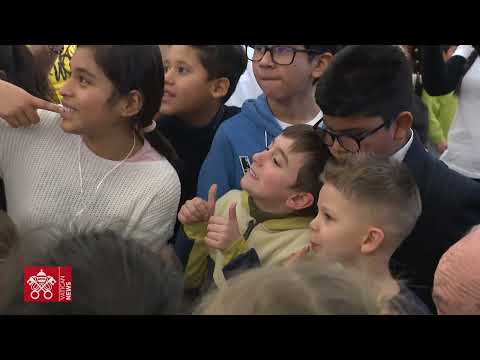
[197,94,282,200]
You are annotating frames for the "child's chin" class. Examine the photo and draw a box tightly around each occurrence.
[240,177,254,193]
[159,103,175,116]
[60,120,72,132]
[239,178,249,191]
[60,120,80,135]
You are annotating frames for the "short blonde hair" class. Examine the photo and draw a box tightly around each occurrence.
[321,153,422,251]
[195,261,380,315]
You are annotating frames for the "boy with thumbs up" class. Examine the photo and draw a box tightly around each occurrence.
[178,124,330,291]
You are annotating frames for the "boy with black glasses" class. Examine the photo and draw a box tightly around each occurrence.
[314,45,480,313]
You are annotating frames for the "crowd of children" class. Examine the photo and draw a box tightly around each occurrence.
[0,44,479,315]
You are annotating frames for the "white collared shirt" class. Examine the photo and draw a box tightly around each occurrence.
[391,129,414,162]
[453,45,475,59]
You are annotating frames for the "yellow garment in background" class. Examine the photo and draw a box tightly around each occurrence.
[48,45,77,103]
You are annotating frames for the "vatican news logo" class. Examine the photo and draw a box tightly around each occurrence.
[24,267,72,303]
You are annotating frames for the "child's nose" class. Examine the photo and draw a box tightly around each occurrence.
[164,68,174,84]
[252,150,267,164]
[331,138,349,157]
[258,49,275,67]
[59,78,73,98]
[310,215,320,231]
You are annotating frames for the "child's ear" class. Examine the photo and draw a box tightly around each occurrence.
[209,77,230,100]
[393,111,413,142]
[286,192,314,211]
[120,89,144,118]
[360,227,385,255]
[311,53,334,82]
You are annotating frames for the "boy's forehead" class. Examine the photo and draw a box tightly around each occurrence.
[275,135,316,166]
[274,135,295,151]
[166,45,200,61]
[318,184,345,210]
[164,46,208,71]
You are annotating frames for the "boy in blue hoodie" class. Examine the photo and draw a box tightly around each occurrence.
[196,45,339,200]
[174,45,339,267]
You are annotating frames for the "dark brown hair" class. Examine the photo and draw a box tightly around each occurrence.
[77,45,180,170]
[0,45,54,101]
[190,45,247,103]
[281,124,331,216]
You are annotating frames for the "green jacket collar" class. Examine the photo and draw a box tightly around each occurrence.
[242,191,313,231]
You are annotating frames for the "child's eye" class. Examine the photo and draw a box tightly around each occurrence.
[78,76,89,85]
[323,211,333,221]
[177,66,189,74]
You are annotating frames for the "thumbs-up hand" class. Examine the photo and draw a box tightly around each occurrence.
[178,184,217,225]
[205,202,241,251]
[206,184,217,218]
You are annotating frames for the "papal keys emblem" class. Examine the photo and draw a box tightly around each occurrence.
[26,269,57,300]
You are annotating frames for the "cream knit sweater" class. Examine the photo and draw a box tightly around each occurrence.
[0,110,180,251]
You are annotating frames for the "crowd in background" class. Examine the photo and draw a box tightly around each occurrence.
[0,44,479,315]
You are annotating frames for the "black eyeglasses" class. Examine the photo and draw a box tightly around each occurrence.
[246,45,322,66]
[313,119,386,153]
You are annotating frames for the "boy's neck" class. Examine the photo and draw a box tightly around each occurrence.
[178,101,222,128]
[82,126,143,161]
[267,89,320,125]
[356,255,400,301]
[249,195,296,219]
[248,196,293,223]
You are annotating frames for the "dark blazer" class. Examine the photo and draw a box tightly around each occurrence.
[393,133,480,312]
